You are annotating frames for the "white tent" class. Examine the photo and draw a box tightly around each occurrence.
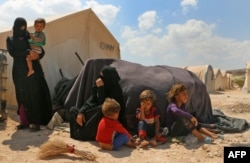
[243,61,250,93]
[0,8,120,107]
[221,70,232,90]
[213,68,223,90]
[184,65,215,93]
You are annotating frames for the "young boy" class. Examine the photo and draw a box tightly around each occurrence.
[27,18,46,77]
[136,90,166,147]
[96,98,137,150]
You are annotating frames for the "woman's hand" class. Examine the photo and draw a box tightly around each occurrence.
[27,51,39,60]
[96,78,104,87]
[76,113,85,126]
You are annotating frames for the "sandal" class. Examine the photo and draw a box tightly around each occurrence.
[16,124,29,130]
[217,134,224,140]
[203,137,213,144]
[155,136,167,143]
[29,124,40,132]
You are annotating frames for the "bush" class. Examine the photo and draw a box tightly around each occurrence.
[231,75,245,87]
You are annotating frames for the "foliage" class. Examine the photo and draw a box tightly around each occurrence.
[231,75,245,87]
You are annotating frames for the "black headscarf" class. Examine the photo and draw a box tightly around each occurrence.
[99,66,121,87]
[13,17,28,38]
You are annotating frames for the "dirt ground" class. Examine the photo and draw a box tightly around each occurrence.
[0,88,249,163]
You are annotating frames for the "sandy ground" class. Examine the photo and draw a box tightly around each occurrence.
[0,88,250,163]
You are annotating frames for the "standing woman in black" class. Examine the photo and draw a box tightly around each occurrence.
[6,17,52,131]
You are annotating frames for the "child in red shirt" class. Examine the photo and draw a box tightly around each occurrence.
[96,98,137,150]
[136,90,166,147]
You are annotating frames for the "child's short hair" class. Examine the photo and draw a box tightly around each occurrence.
[34,18,46,26]
[102,98,121,117]
[167,83,187,103]
[139,90,156,104]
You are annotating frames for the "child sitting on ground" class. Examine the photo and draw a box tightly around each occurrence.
[136,90,167,147]
[166,83,223,144]
[96,98,138,150]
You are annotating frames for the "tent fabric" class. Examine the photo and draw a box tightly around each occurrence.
[64,58,213,133]
[184,65,215,93]
[213,68,223,90]
[212,109,249,133]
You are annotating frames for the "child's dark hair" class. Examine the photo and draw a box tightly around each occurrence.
[34,18,46,26]
[139,90,157,104]
[102,98,121,117]
[167,83,187,103]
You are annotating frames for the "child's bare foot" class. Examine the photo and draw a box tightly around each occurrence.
[27,70,34,77]
[149,139,157,147]
[139,140,149,148]
[126,140,137,148]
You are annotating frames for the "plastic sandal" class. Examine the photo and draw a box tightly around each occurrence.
[29,124,40,132]
[16,124,29,130]
[203,137,212,144]
[155,136,167,143]
[217,134,224,140]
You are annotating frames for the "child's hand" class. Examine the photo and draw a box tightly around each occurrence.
[190,117,198,126]
[140,103,145,110]
[30,33,35,40]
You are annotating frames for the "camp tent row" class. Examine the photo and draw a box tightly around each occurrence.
[0,7,248,109]
[183,65,233,93]
[0,8,120,107]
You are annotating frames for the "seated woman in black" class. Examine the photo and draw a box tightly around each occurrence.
[69,66,124,140]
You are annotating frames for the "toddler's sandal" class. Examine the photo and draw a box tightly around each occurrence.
[155,136,167,143]
[203,137,212,144]
[217,134,224,140]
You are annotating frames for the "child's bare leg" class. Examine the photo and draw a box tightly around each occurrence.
[192,129,205,141]
[192,129,213,143]
[149,138,157,147]
[98,142,113,150]
[126,139,137,148]
[199,127,217,139]
[26,59,34,77]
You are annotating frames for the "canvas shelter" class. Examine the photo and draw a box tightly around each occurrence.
[64,58,214,133]
[243,61,250,93]
[0,8,120,107]
[213,68,223,91]
[184,65,215,93]
[221,70,232,90]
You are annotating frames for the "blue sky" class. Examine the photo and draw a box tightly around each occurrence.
[1,0,250,70]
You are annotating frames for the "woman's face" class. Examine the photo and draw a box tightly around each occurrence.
[20,26,26,30]
[175,90,188,104]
